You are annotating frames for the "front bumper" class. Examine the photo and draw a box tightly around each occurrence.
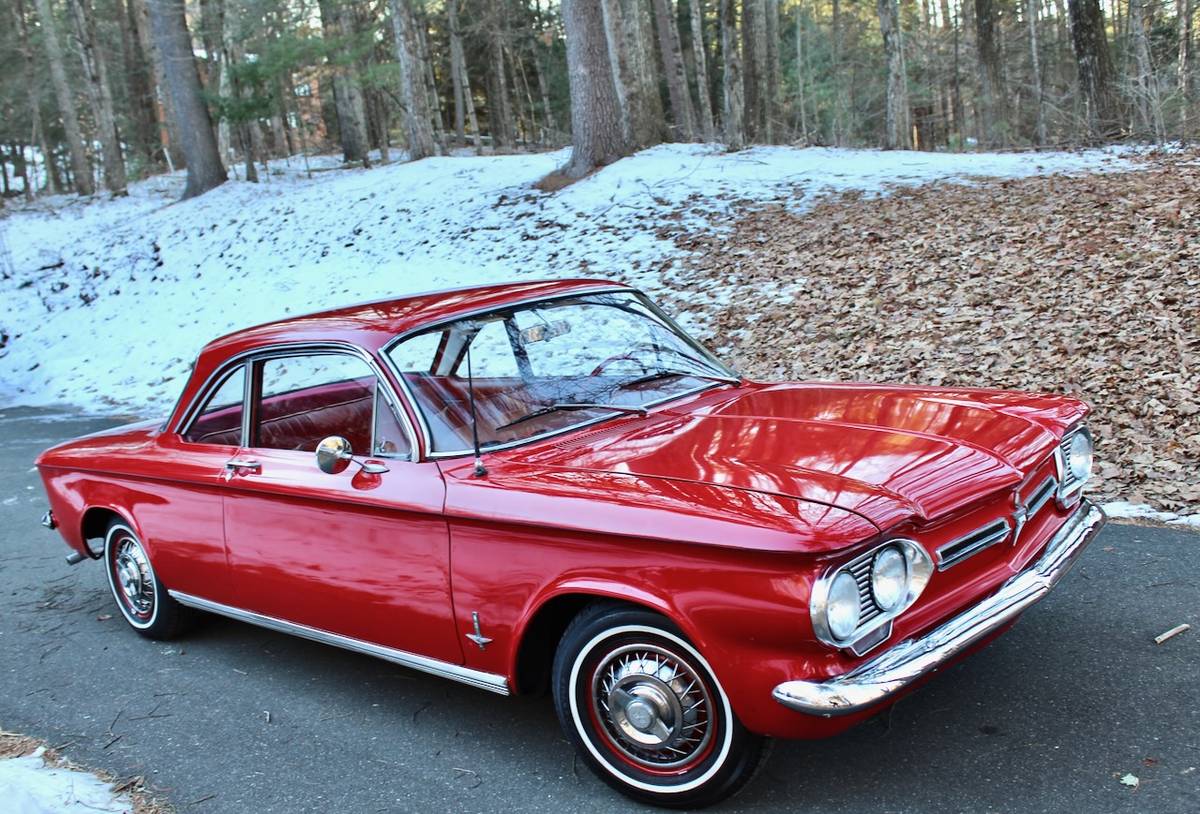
[774,499,1106,717]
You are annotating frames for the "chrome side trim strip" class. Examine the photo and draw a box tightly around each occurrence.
[168,591,510,695]
[774,500,1106,717]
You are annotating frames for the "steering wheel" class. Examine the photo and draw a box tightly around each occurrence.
[590,354,652,377]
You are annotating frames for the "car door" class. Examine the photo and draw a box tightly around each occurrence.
[147,362,248,607]
[220,348,462,665]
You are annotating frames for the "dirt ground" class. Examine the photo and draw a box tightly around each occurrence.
[671,150,1200,515]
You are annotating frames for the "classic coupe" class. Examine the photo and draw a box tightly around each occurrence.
[38,279,1105,807]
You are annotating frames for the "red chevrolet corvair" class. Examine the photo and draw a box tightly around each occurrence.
[37,279,1105,807]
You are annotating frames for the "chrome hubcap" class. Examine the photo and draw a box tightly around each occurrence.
[591,644,713,769]
[113,536,154,618]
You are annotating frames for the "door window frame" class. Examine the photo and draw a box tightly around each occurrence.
[175,342,418,461]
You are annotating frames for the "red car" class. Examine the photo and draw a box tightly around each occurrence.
[37,279,1105,807]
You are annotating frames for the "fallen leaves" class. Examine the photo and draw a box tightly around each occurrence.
[675,151,1200,516]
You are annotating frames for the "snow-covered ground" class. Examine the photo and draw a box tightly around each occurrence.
[1101,501,1200,530]
[0,748,132,814]
[0,142,1133,416]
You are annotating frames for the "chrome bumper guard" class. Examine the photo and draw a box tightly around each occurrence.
[774,500,1107,717]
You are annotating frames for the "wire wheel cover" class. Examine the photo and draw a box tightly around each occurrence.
[589,643,715,771]
[112,535,154,619]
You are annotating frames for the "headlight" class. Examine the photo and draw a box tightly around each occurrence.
[826,571,862,640]
[871,546,908,611]
[1067,428,1093,483]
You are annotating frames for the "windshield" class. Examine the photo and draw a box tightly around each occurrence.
[385,291,739,453]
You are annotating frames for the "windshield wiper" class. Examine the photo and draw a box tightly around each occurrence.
[495,402,648,432]
[620,368,742,388]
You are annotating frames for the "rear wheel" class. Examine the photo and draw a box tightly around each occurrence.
[552,604,770,808]
[103,519,188,639]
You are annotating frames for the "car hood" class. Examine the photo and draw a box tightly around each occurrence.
[517,381,1086,531]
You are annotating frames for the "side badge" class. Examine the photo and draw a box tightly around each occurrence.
[466,611,493,650]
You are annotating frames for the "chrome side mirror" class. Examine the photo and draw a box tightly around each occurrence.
[316,436,353,474]
[316,435,390,476]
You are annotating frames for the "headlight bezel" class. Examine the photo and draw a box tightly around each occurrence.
[1055,424,1094,507]
[810,538,933,655]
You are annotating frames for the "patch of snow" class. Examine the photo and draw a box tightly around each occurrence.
[1102,501,1200,530]
[0,143,1131,416]
[0,748,132,814]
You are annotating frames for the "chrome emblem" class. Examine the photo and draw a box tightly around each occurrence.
[465,611,493,650]
[1011,489,1029,545]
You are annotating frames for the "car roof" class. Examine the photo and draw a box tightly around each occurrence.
[200,277,630,358]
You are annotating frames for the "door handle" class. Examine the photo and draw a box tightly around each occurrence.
[225,458,261,473]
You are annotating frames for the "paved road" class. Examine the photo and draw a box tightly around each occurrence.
[1,407,1197,813]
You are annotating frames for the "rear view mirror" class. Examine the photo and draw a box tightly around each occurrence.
[316,436,353,474]
[518,320,571,346]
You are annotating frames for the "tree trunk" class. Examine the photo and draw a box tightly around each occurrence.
[720,0,745,149]
[448,0,466,143]
[793,3,809,141]
[416,9,447,151]
[117,0,160,169]
[831,0,847,144]
[320,0,372,165]
[688,0,716,140]
[877,0,911,148]
[741,0,767,140]
[653,0,696,140]
[448,0,483,152]
[199,0,230,162]
[388,0,437,159]
[129,0,183,169]
[488,0,515,149]
[1066,0,1121,139]
[1180,0,1194,131]
[67,0,128,194]
[226,43,259,183]
[764,0,780,142]
[33,0,94,194]
[12,0,56,195]
[532,4,558,140]
[603,0,664,148]
[146,0,227,199]
[1128,0,1165,139]
[1027,0,1048,144]
[974,0,1007,146]
[562,0,628,177]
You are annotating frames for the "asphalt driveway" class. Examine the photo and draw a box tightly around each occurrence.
[1,407,1196,813]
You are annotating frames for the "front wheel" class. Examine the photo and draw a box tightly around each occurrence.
[552,604,770,808]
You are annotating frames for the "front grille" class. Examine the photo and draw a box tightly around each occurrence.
[1026,476,1058,517]
[936,518,1012,570]
[1058,434,1078,492]
[847,555,883,625]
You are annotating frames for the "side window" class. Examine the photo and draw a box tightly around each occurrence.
[183,365,245,446]
[373,388,412,458]
[253,353,410,458]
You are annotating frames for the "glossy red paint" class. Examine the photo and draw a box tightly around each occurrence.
[37,279,1092,742]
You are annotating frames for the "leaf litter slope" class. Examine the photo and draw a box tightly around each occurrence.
[674,151,1199,516]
